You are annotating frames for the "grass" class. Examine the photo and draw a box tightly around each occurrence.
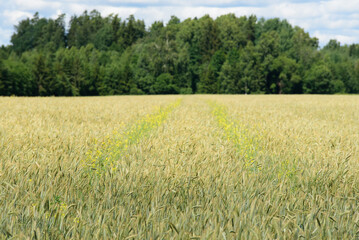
[0,95,358,239]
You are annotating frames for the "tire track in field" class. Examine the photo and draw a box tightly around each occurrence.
[136,97,237,177]
[206,99,297,180]
[112,96,240,239]
[206,100,260,171]
[84,98,182,175]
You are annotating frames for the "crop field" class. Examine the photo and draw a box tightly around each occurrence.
[1,95,359,239]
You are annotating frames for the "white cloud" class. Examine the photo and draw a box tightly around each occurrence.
[105,0,268,6]
[12,0,62,11]
[271,2,323,19]
[0,28,12,45]
[325,0,359,13]
[313,31,359,46]
[2,10,33,26]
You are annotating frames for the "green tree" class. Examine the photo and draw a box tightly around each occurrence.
[152,73,178,94]
[4,11,359,96]
[304,63,333,94]
[256,31,280,93]
[32,53,52,96]
[198,50,225,93]
[198,15,221,63]
[11,13,66,54]
[0,60,8,95]
[215,14,248,52]
[271,55,299,94]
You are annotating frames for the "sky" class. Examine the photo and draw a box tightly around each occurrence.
[1,0,359,47]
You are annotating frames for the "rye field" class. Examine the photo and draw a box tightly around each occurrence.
[0,95,359,239]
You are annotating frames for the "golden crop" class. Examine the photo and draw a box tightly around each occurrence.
[0,95,358,239]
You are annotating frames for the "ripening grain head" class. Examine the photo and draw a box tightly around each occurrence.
[1,95,359,239]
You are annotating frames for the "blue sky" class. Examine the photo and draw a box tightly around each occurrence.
[1,0,359,47]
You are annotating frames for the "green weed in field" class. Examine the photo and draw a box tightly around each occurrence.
[85,99,182,175]
[207,100,260,171]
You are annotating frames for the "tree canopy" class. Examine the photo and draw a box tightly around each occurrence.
[1,11,358,96]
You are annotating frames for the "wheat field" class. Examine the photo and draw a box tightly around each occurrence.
[0,95,359,239]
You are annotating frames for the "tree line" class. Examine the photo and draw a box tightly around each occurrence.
[1,10,359,96]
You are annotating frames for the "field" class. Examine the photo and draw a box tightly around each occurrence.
[1,95,359,239]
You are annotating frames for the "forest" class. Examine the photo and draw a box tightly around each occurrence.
[1,10,359,96]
